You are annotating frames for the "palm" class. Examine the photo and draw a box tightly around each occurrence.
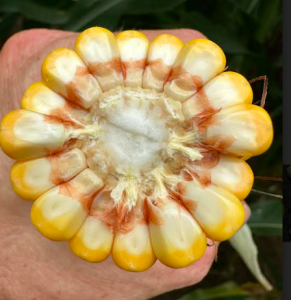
[0,28,251,300]
[0,167,216,299]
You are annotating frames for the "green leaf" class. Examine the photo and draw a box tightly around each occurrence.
[0,0,68,25]
[0,13,20,40]
[246,0,261,14]
[124,0,187,14]
[64,0,187,31]
[255,0,281,43]
[179,281,249,300]
[63,0,125,31]
[66,0,104,16]
[229,224,273,291]
[248,200,282,236]
[184,11,250,54]
[88,11,122,32]
[226,0,258,14]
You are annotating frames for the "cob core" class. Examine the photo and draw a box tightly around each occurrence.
[0,27,273,272]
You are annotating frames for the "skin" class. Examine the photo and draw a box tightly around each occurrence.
[0,28,251,300]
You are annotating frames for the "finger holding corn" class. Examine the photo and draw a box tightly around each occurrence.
[0,27,273,271]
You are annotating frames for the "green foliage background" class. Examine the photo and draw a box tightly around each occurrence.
[0,0,282,299]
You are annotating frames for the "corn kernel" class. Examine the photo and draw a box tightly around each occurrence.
[69,191,115,262]
[0,109,69,160]
[178,179,245,241]
[10,148,87,200]
[31,168,104,240]
[21,82,88,124]
[202,104,273,159]
[147,196,207,268]
[42,49,101,109]
[143,34,183,92]
[112,199,156,271]
[75,27,124,91]
[164,39,226,102]
[210,155,254,200]
[187,154,254,200]
[116,30,149,88]
[182,71,253,120]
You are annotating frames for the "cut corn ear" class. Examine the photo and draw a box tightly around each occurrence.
[0,27,273,271]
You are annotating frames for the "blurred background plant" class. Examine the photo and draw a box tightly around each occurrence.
[0,0,282,299]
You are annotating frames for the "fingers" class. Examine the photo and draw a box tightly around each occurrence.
[0,29,76,69]
[0,28,205,117]
[0,30,78,117]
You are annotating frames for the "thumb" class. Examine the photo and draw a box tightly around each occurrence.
[0,28,205,117]
[0,29,77,116]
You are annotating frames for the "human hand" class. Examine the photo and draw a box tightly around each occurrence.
[0,28,251,300]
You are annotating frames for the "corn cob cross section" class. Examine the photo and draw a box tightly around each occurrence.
[0,27,273,272]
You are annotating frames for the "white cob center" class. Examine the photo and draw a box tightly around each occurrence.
[68,86,202,207]
[98,120,166,175]
[79,87,186,177]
